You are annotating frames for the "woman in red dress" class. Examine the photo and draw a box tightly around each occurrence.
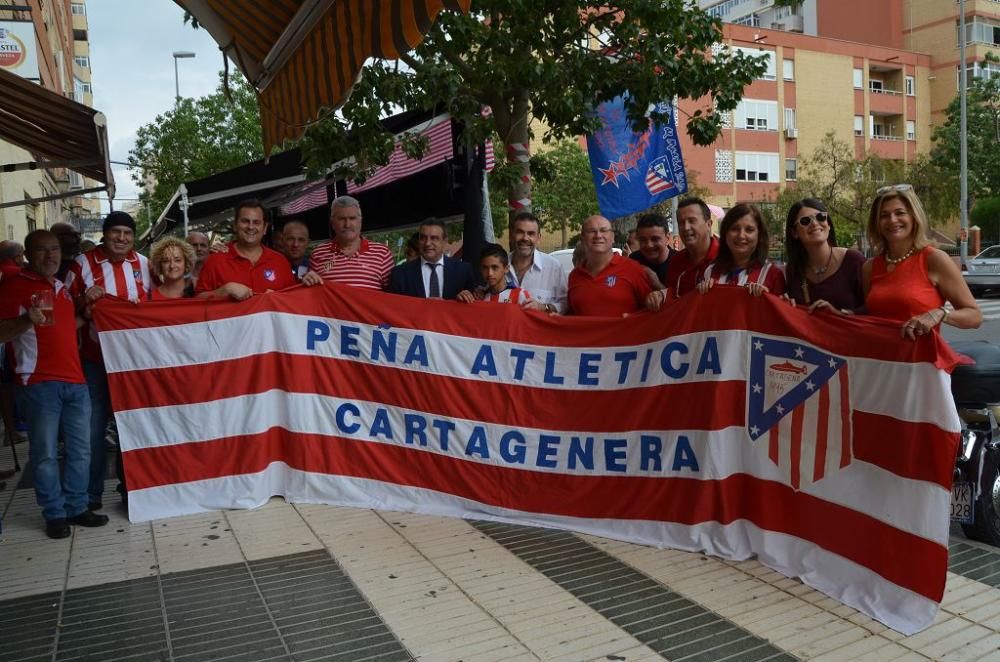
[862,185,980,339]
[699,203,785,297]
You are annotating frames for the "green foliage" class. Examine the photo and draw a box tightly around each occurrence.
[931,72,1000,202]
[524,140,598,247]
[971,197,1000,244]
[296,0,766,217]
[128,71,263,225]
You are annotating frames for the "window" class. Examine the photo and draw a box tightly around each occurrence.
[735,99,778,131]
[735,46,776,81]
[715,150,733,183]
[869,79,884,92]
[783,59,794,81]
[854,115,864,137]
[962,17,1000,46]
[785,159,797,181]
[74,55,89,69]
[962,60,1000,88]
[734,152,779,183]
[905,75,915,96]
[853,68,864,89]
[783,107,796,131]
[906,120,916,141]
[71,3,85,15]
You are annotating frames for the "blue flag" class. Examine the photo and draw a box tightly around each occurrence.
[586,96,688,219]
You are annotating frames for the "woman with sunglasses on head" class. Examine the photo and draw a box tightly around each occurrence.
[863,185,981,340]
[784,199,866,314]
[698,203,785,297]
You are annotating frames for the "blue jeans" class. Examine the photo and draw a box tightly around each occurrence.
[17,381,91,521]
[83,359,112,504]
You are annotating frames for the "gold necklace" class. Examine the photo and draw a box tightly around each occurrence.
[885,246,915,265]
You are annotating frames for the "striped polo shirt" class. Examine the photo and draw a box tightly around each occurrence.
[309,238,394,290]
[64,246,151,362]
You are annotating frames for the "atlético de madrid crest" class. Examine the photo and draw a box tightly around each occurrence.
[605,275,617,288]
[747,336,853,490]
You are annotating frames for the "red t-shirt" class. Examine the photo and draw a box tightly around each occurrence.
[196,243,297,295]
[665,237,720,299]
[0,258,21,283]
[0,270,84,385]
[568,254,652,316]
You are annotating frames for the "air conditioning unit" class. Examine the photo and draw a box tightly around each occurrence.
[785,127,798,139]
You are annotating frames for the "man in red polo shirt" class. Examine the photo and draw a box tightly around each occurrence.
[197,199,322,299]
[309,196,394,289]
[657,197,719,307]
[65,211,152,510]
[0,230,108,538]
[568,215,652,316]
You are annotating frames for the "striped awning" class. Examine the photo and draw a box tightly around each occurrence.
[175,0,471,156]
[0,66,114,190]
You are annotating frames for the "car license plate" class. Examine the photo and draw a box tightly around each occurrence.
[952,482,974,524]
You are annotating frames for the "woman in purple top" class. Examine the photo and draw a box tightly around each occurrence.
[783,198,866,314]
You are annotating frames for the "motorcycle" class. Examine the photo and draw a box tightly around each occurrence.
[951,341,1000,546]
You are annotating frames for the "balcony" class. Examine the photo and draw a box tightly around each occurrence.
[769,14,804,33]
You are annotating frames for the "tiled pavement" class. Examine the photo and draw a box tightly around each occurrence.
[4,442,1000,661]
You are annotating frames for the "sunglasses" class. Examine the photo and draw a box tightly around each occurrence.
[797,212,829,226]
[876,184,913,196]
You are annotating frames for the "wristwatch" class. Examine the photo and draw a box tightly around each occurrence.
[544,303,556,314]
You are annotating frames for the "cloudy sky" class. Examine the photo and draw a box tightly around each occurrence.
[88,0,228,211]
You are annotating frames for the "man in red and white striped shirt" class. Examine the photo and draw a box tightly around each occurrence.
[309,196,394,290]
[64,211,151,510]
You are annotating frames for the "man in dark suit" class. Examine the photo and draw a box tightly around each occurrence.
[388,218,476,299]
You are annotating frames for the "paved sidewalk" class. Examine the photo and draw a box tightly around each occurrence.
[3,442,1000,661]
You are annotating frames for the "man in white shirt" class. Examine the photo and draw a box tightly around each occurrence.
[507,212,568,314]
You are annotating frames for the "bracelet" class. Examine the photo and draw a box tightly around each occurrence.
[939,306,949,326]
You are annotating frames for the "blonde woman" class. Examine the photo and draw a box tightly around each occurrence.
[862,185,981,339]
[149,236,196,300]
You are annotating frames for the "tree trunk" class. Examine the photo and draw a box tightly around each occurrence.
[498,91,533,226]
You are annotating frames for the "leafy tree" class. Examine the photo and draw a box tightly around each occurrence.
[128,72,263,230]
[931,71,1000,203]
[971,197,1000,245]
[296,0,766,225]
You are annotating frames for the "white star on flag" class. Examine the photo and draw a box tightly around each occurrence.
[754,340,763,351]
[776,404,785,414]
[806,381,815,391]
[753,383,762,394]
[750,425,760,436]
[794,347,805,358]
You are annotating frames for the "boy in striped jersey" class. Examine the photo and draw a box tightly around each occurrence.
[458,244,533,305]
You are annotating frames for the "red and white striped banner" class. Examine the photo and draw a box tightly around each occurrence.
[347,115,454,194]
[94,287,963,635]
[279,182,328,216]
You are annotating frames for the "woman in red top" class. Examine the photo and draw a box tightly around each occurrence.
[699,204,785,297]
[149,237,196,300]
[862,185,980,339]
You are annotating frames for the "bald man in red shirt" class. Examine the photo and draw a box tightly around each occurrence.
[568,215,652,316]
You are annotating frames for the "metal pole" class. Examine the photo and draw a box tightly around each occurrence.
[960,0,969,268]
[180,183,190,237]
[174,55,180,100]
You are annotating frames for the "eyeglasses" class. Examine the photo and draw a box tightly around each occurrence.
[797,212,829,227]
[876,184,913,196]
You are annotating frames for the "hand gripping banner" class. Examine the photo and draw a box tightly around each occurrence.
[95,286,963,635]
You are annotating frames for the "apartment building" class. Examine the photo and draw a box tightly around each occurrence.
[0,0,97,243]
[680,23,931,207]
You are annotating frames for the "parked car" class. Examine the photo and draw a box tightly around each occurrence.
[964,245,1000,297]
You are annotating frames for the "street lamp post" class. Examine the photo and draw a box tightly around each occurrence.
[172,51,196,100]
[959,0,969,268]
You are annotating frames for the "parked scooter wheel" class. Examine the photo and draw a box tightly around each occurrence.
[962,446,1000,546]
